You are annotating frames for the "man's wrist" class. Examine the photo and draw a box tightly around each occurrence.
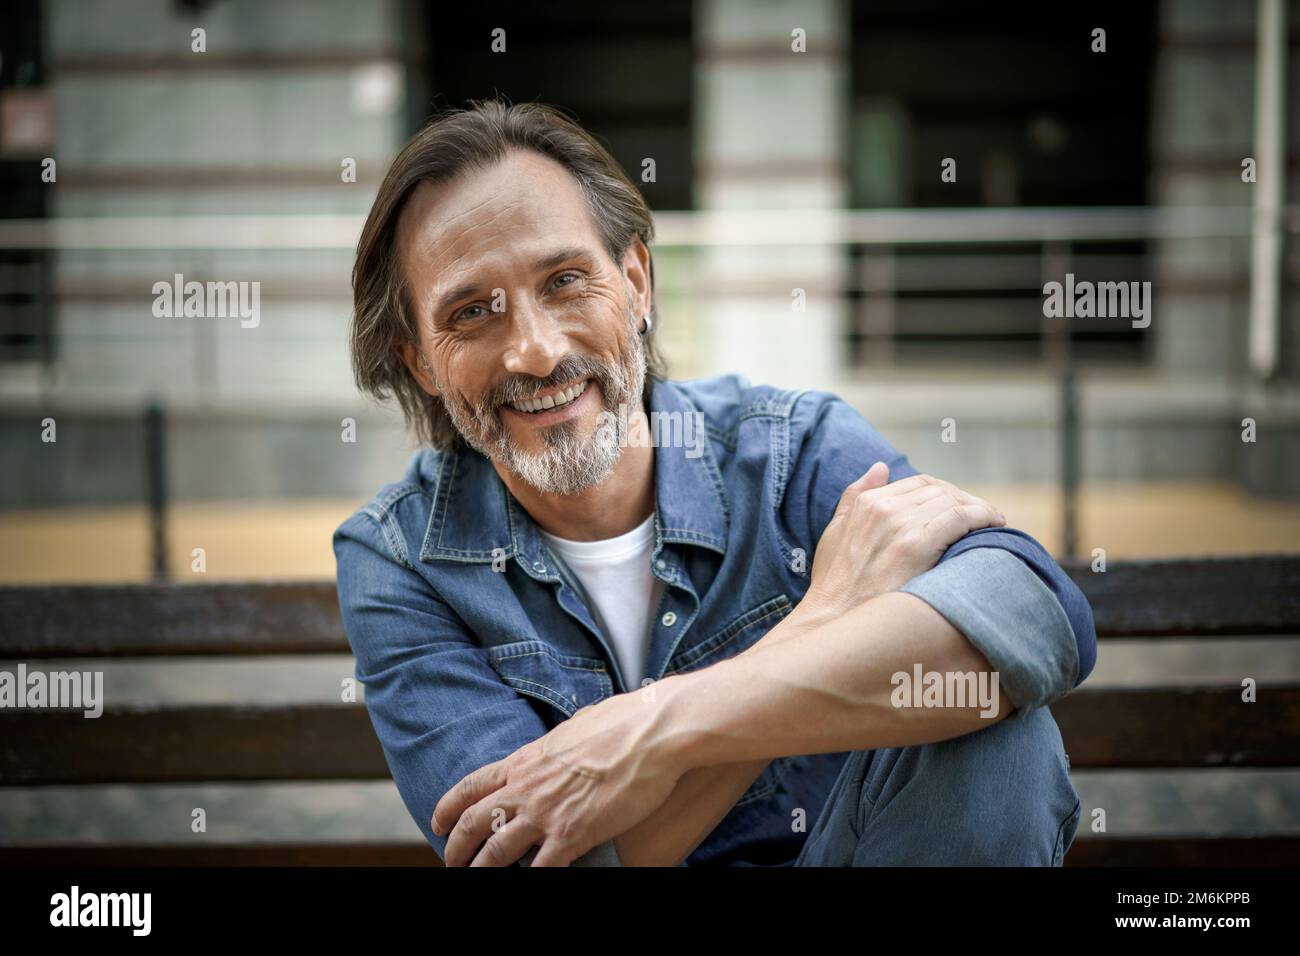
[641,593,860,774]
[647,648,775,771]
[783,583,891,635]
[643,668,719,776]
[781,594,838,635]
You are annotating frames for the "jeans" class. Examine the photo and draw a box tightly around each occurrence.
[790,705,1082,866]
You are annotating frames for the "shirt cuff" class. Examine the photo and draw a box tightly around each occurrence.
[518,839,623,867]
[898,547,1080,719]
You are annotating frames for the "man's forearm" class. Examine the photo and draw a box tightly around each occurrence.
[607,587,1015,865]
[609,611,825,866]
[650,590,1013,772]
[611,758,769,866]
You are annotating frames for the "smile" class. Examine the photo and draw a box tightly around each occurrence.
[505,379,590,414]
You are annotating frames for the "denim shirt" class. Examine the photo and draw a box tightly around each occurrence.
[333,374,1097,867]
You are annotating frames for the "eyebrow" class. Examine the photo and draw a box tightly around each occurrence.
[429,244,595,324]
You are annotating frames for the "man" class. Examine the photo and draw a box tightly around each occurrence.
[335,98,1095,867]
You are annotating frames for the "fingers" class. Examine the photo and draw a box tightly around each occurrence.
[919,501,1006,552]
[877,482,951,511]
[861,460,890,490]
[925,476,1006,522]
[528,843,573,867]
[443,793,518,867]
[905,491,1003,532]
[432,758,507,839]
[882,480,1004,523]
[858,473,1005,523]
[832,461,890,521]
[469,815,545,868]
[855,487,1004,567]
[835,467,1006,532]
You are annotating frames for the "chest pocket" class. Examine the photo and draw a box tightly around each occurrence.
[665,595,797,807]
[667,594,794,675]
[485,640,615,719]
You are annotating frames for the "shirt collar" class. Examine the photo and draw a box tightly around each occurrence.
[419,376,730,565]
[646,376,730,553]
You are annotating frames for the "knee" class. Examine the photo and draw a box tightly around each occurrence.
[936,706,1072,791]
[936,708,1079,862]
[861,707,1080,865]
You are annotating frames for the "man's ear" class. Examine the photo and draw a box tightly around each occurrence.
[621,236,653,319]
[399,341,441,398]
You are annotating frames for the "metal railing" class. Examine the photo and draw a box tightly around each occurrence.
[0,206,1282,566]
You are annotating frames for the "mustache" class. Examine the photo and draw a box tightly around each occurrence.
[483,355,620,409]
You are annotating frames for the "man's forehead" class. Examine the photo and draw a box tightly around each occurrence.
[399,153,591,248]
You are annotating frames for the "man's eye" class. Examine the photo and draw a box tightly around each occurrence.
[455,305,487,322]
[552,272,579,289]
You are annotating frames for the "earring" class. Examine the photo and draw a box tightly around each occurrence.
[640,313,653,336]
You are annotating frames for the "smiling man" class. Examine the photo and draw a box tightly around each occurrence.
[335,98,1095,867]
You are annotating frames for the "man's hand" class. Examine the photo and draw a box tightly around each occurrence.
[796,462,1006,625]
[432,689,684,866]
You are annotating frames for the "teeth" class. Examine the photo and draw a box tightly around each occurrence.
[509,380,586,414]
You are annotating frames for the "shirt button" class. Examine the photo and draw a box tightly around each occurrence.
[571,693,579,705]
[655,559,667,571]
[532,561,546,573]
[661,611,677,627]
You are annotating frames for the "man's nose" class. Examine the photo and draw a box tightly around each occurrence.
[500,297,569,378]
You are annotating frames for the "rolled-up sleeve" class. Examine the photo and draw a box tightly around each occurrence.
[899,547,1079,718]
[334,510,621,866]
[929,525,1096,688]
[786,391,1097,707]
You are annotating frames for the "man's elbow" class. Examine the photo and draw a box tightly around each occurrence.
[1008,567,1092,712]
[1051,572,1097,689]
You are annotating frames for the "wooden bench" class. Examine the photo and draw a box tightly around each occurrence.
[2,554,1298,866]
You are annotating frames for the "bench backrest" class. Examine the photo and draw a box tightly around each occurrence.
[2,555,1297,865]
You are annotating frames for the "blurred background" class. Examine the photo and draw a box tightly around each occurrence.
[1,0,1297,853]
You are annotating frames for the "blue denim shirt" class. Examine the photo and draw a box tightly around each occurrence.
[334,374,1096,867]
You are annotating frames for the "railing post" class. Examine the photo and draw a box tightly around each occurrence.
[1249,0,1287,380]
[1042,240,1079,559]
[144,400,168,580]
[1060,361,1079,560]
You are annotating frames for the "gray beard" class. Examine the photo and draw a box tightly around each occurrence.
[435,310,647,496]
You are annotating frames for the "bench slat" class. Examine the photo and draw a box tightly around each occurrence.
[0,842,442,867]
[1064,835,1300,867]
[1053,685,1300,769]
[0,581,348,658]
[2,686,1297,786]
[1,555,1297,659]
[1063,554,1300,638]
[0,704,389,785]
[0,836,1296,867]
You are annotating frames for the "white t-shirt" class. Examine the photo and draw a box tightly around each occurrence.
[538,511,665,691]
